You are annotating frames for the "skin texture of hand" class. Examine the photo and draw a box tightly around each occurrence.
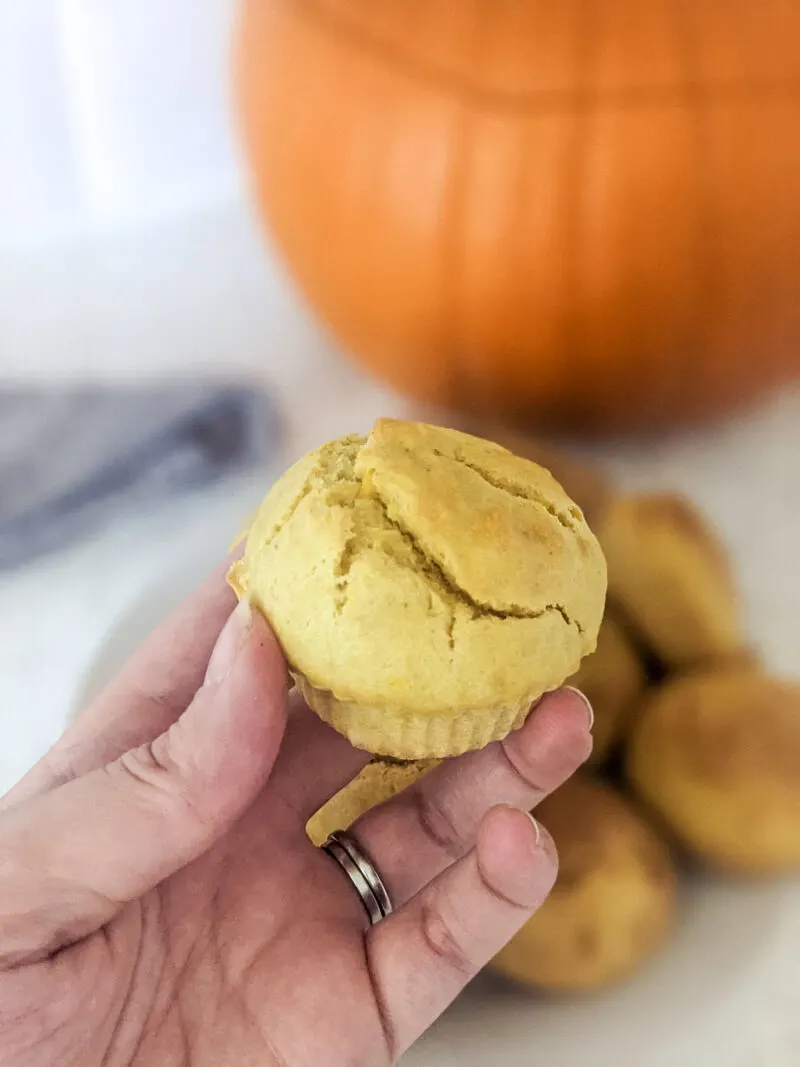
[0,563,593,1067]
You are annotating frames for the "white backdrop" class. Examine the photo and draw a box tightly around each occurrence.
[0,0,327,384]
[0,0,240,248]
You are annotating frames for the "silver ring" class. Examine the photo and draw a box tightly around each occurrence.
[322,830,393,926]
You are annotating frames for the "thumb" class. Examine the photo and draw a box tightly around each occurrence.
[0,599,287,968]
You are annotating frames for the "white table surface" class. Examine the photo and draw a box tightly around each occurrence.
[1,197,799,1066]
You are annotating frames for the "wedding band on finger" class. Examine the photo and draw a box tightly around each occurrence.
[322,830,394,926]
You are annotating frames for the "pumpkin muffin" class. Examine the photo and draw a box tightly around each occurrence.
[567,613,647,765]
[627,668,800,873]
[230,419,607,758]
[307,758,439,846]
[453,416,615,529]
[597,493,742,667]
[490,776,676,991]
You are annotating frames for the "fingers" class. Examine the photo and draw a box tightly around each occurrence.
[4,559,238,808]
[351,688,591,906]
[0,603,287,969]
[366,806,557,1060]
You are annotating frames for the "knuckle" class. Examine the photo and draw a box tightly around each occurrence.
[503,707,593,795]
[420,902,474,979]
[410,789,463,860]
[498,739,549,796]
[114,738,175,789]
[107,736,205,829]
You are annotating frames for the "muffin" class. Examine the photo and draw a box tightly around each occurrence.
[567,612,647,764]
[230,419,607,758]
[597,493,742,667]
[627,668,800,872]
[307,758,439,846]
[490,776,676,991]
[452,416,615,529]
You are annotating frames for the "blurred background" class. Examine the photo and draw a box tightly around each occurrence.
[1,2,799,1064]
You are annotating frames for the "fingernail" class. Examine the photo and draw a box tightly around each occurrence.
[525,811,542,847]
[564,686,594,731]
[205,598,252,686]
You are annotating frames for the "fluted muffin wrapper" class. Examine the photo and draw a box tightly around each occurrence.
[293,672,536,759]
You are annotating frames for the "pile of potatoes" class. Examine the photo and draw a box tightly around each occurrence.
[309,420,800,993]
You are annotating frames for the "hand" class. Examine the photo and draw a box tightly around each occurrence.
[0,564,592,1066]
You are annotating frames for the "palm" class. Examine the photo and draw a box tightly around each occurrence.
[133,796,391,1066]
[9,794,390,1067]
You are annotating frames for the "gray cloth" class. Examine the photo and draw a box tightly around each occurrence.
[0,385,281,570]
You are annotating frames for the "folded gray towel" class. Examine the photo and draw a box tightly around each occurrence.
[0,385,281,570]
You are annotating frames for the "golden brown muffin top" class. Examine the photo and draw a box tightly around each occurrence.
[357,420,604,619]
[231,419,607,716]
[453,415,616,530]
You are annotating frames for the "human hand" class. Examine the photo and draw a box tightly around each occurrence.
[0,564,592,1066]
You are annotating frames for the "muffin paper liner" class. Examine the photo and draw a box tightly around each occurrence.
[293,672,535,758]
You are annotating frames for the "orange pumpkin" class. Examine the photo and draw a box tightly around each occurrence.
[236,0,800,434]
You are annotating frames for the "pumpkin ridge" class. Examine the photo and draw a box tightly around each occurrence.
[239,1,800,433]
